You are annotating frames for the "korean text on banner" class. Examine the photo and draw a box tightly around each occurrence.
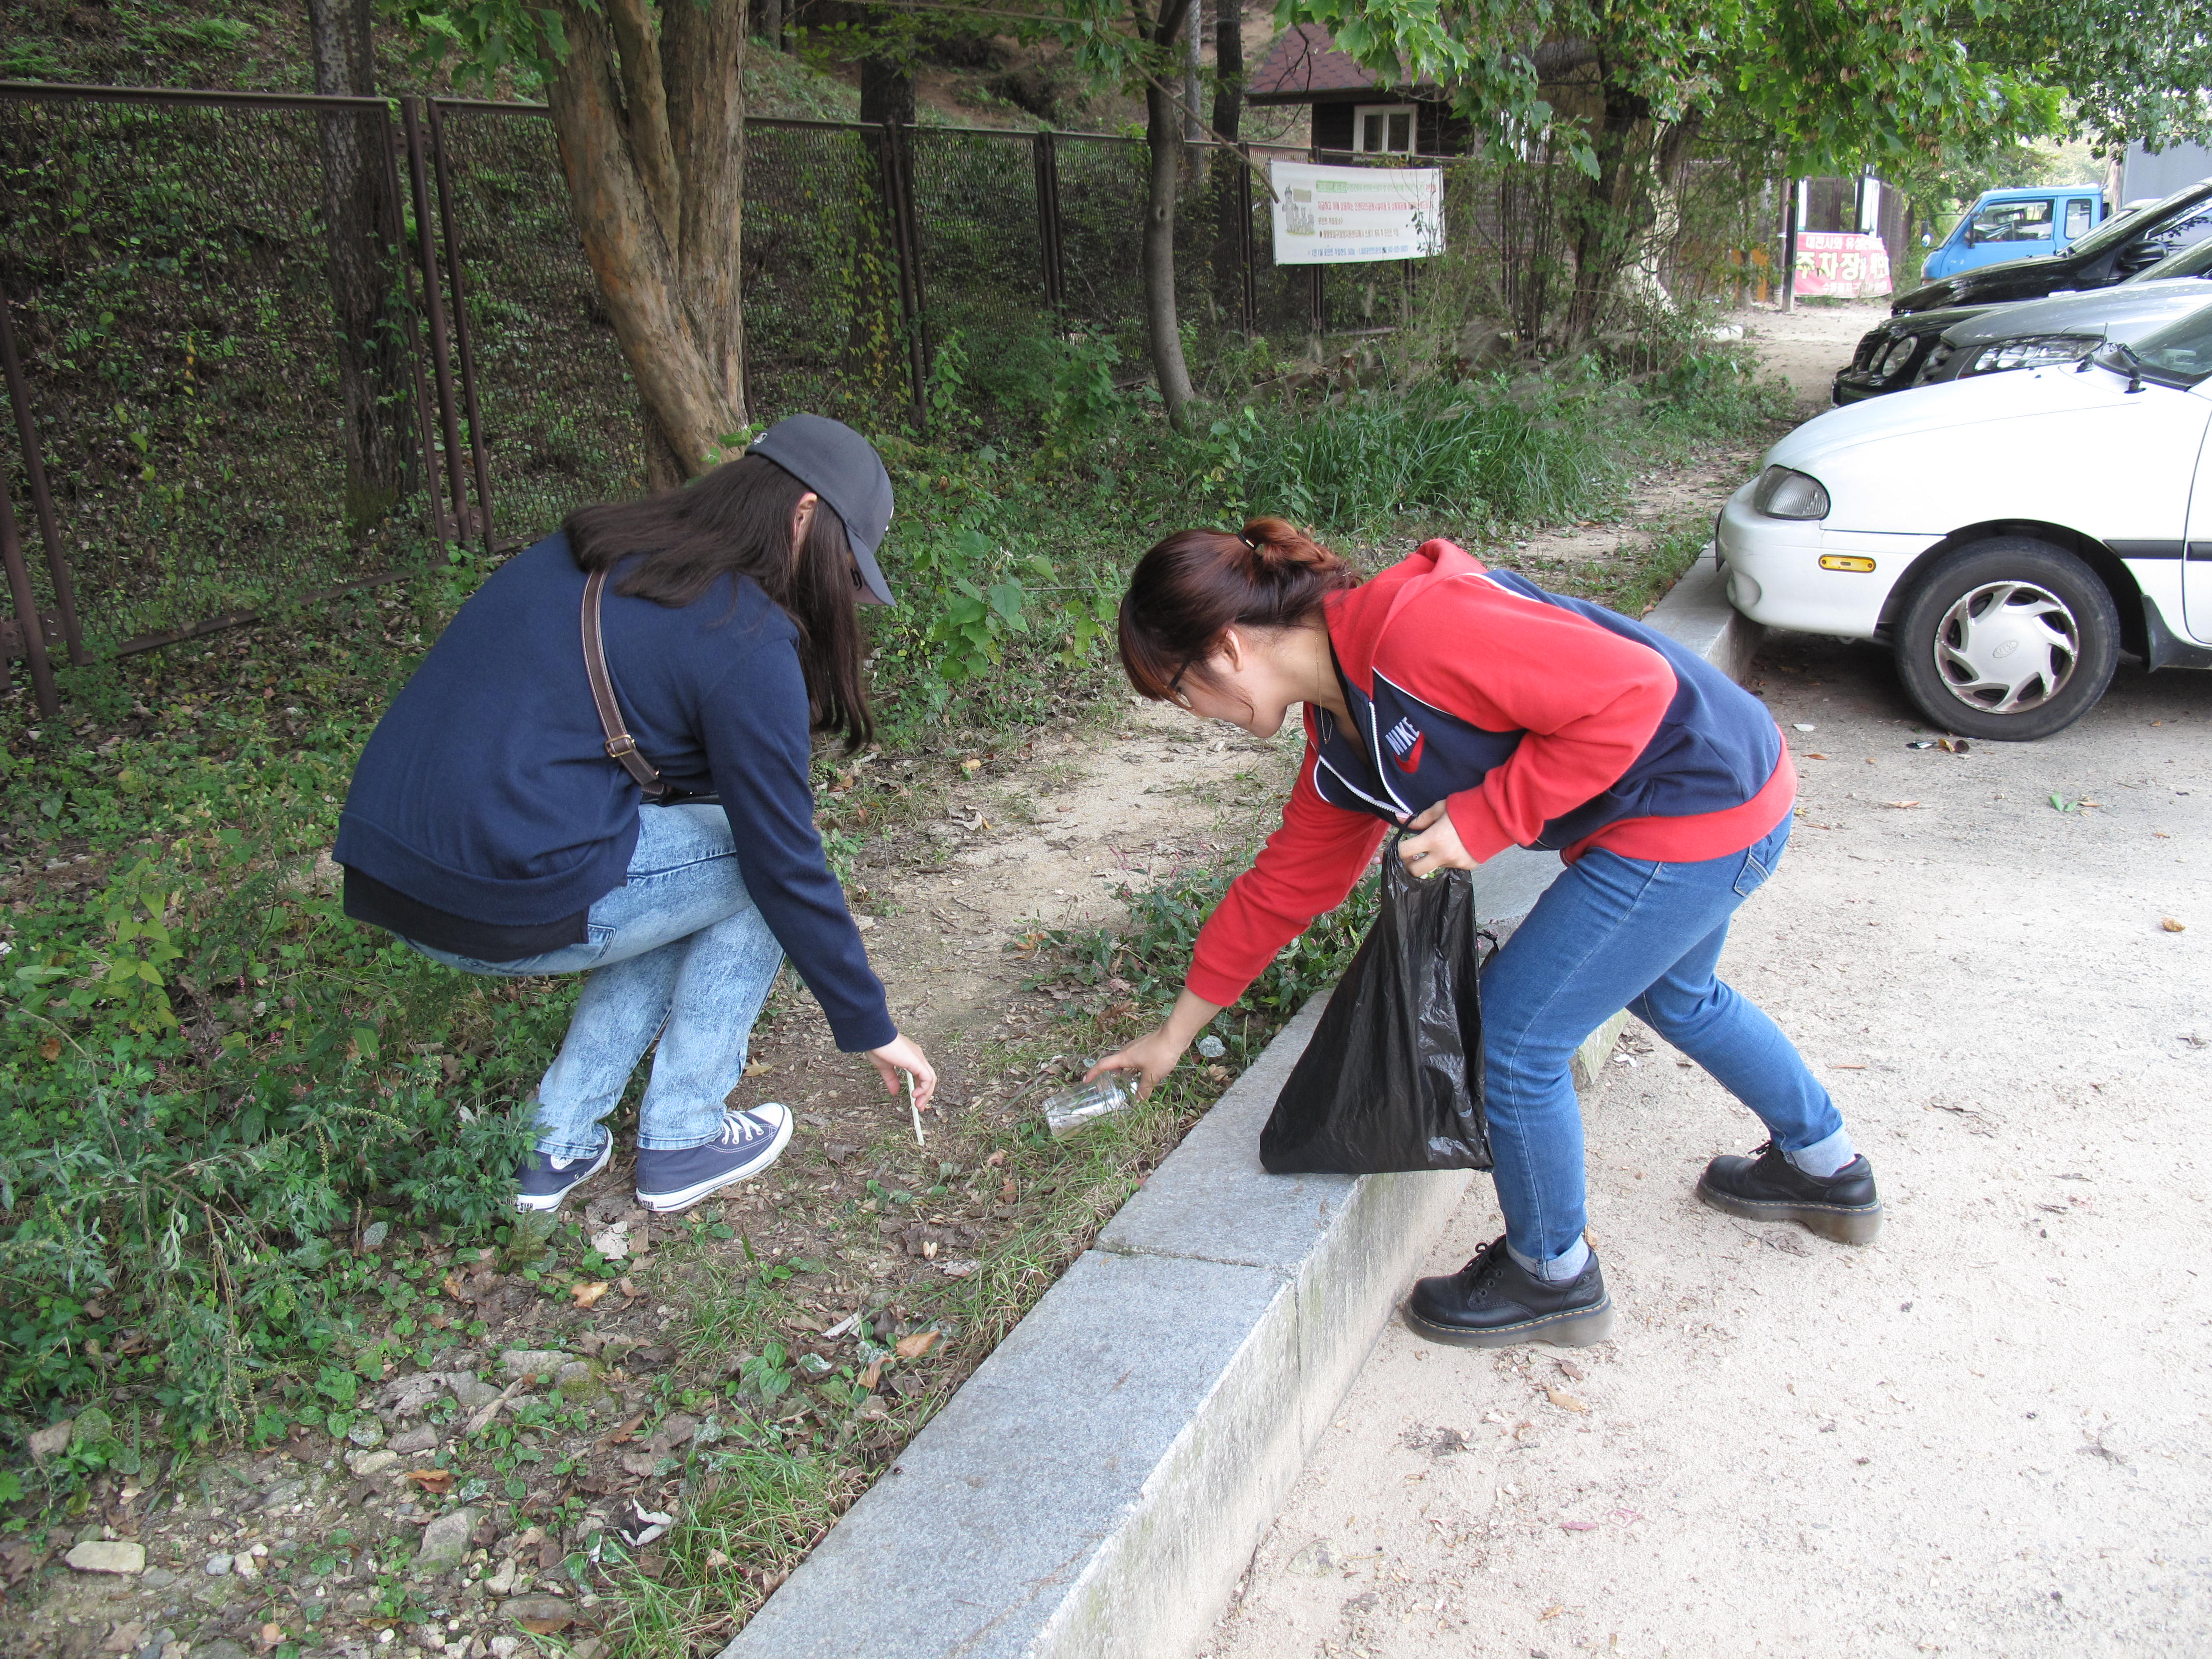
[1793,231,1892,299]
[1270,161,1445,266]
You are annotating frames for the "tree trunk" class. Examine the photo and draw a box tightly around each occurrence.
[306,0,412,528]
[546,0,749,487]
[760,0,783,52]
[1138,5,1198,431]
[1183,0,1207,189]
[860,56,915,127]
[1561,66,1651,343]
[1211,0,1242,143]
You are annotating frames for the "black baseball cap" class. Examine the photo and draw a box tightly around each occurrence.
[747,415,897,606]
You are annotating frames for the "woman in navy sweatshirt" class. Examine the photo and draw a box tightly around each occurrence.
[1092,520,1878,1348]
[335,416,934,1215]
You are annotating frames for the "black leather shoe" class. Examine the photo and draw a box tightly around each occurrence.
[1404,1237,1614,1349]
[1697,1141,1882,1243]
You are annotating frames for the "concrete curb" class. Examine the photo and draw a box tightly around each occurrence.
[721,547,1764,1659]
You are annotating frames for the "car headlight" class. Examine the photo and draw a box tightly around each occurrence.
[1958,335,2097,376]
[1915,343,1956,382]
[1750,465,1830,520]
[1871,334,1922,381]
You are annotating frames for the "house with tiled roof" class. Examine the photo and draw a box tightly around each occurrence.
[1246,23,1473,157]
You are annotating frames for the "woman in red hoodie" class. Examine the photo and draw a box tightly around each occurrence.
[1092,519,1877,1348]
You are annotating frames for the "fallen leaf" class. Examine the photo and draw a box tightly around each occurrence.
[704,1548,731,1571]
[1555,1359,1585,1381]
[859,1359,884,1391]
[504,1594,580,1636]
[1560,1520,1599,1532]
[1540,1605,1568,1621]
[1830,1062,1868,1070]
[895,1330,941,1360]
[572,1281,610,1309]
[998,1178,1018,1204]
[40,1036,61,1061]
[618,1276,641,1299]
[604,1411,649,1445]
[961,757,981,771]
[1883,799,1920,809]
[404,1469,454,1495]
[1544,1387,1587,1413]
[620,1451,659,1478]
[985,1150,1008,1167]
[1805,752,1829,760]
[2163,917,2187,932]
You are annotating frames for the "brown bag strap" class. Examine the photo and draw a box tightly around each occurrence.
[581,568,666,799]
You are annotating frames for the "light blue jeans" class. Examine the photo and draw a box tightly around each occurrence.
[1480,816,1845,1266]
[408,803,785,1160]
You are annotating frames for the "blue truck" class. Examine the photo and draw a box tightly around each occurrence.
[1920,185,2109,281]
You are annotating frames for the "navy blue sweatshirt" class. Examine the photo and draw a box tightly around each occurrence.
[334,534,894,1051]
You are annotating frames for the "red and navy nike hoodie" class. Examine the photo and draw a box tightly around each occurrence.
[1185,538,1796,1006]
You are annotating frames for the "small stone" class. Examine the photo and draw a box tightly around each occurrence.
[65,1541,146,1575]
[347,1449,400,1477]
[204,1554,235,1577]
[484,1558,519,1596]
[417,1507,481,1574]
[389,1425,440,1455]
[500,1349,568,1378]
[490,1639,521,1659]
[72,1407,116,1449]
[449,1376,502,1412]
[1195,1035,1226,1059]
[258,1478,305,1512]
[139,1568,176,1591]
[195,1641,251,1659]
[28,1419,73,1466]
[361,1221,390,1251]
[556,1361,594,1388]
[348,1417,388,1449]
[232,1551,262,1581]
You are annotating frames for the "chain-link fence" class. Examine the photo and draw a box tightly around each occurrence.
[3,82,1779,714]
[0,87,443,675]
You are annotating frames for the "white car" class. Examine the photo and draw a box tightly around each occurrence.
[1718,294,2212,738]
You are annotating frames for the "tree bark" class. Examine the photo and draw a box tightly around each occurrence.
[1210,0,1241,143]
[1137,2,1198,431]
[545,0,749,487]
[860,56,915,127]
[305,0,411,527]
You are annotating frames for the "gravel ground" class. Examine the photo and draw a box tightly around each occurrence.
[1206,632,2212,1659]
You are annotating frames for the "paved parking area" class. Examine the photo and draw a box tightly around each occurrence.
[1206,638,2212,1659]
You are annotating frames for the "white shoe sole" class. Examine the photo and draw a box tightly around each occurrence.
[634,1107,794,1214]
[514,1134,614,1213]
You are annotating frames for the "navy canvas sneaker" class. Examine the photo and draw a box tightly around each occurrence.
[634,1106,793,1214]
[515,1131,613,1214]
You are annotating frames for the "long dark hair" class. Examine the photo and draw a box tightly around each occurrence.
[1119,516,1361,703]
[564,454,872,750]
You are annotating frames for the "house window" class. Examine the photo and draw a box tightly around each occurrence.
[1354,104,1417,156]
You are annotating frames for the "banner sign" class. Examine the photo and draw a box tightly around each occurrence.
[1269,161,1445,265]
[1793,231,1891,299]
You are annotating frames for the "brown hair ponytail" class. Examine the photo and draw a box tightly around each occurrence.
[1118,517,1360,703]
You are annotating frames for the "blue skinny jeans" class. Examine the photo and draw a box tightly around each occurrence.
[1480,815,1843,1266]
[406,803,785,1160]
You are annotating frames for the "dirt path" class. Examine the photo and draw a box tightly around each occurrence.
[1202,556,2212,1653]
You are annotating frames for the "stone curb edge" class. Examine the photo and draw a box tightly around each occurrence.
[719,547,1763,1659]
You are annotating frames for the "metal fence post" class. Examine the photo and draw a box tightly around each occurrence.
[1237,144,1257,337]
[399,96,473,539]
[1034,128,1066,316]
[373,101,455,543]
[877,120,928,427]
[0,465,58,717]
[426,101,496,556]
[0,283,87,665]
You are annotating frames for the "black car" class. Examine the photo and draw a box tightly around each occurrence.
[1830,179,2212,404]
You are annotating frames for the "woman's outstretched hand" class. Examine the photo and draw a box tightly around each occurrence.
[1396,800,1476,875]
[867,1033,937,1111]
[1086,987,1227,1099]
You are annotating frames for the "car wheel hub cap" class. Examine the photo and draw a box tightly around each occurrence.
[1932,580,2079,715]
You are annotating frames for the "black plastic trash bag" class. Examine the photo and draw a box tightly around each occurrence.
[1259,842,1492,1175]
